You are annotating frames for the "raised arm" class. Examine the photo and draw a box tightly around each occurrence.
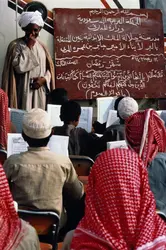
[12,42,39,74]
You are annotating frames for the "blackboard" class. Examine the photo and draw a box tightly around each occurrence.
[53,9,166,99]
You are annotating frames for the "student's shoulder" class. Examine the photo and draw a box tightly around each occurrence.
[4,153,21,166]
[154,152,166,160]
[4,149,34,164]
[73,127,88,135]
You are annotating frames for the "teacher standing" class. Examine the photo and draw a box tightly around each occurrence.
[2,10,55,110]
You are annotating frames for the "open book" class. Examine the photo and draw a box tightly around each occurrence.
[107,140,127,150]
[7,133,69,157]
[97,97,117,124]
[47,104,93,132]
[78,107,93,132]
[9,108,27,133]
[47,104,63,127]
[106,110,120,128]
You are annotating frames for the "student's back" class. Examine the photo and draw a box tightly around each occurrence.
[126,109,166,215]
[69,149,166,250]
[53,101,108,159]
[104,123,125,141]
[4,108,84,228]
[148,152,166,215]
[4,150,82,213]
[54,124,105,159]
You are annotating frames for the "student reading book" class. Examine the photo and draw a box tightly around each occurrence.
[53,101,109,159]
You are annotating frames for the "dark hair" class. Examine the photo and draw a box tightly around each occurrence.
[114,96,124,110]
[22,132,52,147]
[60,101,81,124]
[50,88,68,105]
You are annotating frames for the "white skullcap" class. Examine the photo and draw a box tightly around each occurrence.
[22,108,52,139]
[118,97,138,120]
[18,10,44,28]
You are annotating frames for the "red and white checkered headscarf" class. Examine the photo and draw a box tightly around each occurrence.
[0,164,25,250]
[125,109,166,167]
[0,89,10,149]
[71,149,166,250]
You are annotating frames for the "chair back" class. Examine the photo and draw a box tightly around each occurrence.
[18,209,59,250]
[156,210,166,222]
[69,155,94,176]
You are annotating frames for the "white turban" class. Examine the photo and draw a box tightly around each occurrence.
[18,10,44,28]
[118,97,138,120]
[22,108,52,139]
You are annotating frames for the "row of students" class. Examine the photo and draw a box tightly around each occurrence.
[4,108,84,233]
[2,86,166,249]
[61,108,166,249]
[53,97,139,159]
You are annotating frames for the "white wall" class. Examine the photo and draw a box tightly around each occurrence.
[0,0,16,80]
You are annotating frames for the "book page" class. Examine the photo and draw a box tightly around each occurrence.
[9,108,27,133]
[95,133,103,137]
[48,135,69,156]
[156,110,162,116]
[47,104,63,127]
[78,107,93,132]
[97,97,117,124]
[7,133,28,157]
[7,134,69,157]
[107,140,127,150]
[106,110,120,128]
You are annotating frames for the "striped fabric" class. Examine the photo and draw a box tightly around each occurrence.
[71,149,166,250]
[0,89,10,149]
[125,109,166,167]
[0,164,25,250]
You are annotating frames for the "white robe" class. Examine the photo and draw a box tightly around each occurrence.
[12,39,51,111]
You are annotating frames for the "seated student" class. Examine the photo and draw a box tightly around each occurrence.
[62,149,166,250]
[0,163,39,250]
[125,109,166,216]
[3,108,84,229]
[93,96,124,134]
[49,88,68,105]
[103,97,138,141]
[53,100,108,159]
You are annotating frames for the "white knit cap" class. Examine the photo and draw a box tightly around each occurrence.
[18,10,44,28]
[118,97,138,120]
[22,109,52,139]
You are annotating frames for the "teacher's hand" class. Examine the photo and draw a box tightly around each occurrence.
[31,77,46,90]
[25,33,36,49]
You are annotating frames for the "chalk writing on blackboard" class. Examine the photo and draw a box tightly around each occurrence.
[54,9,166,99]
